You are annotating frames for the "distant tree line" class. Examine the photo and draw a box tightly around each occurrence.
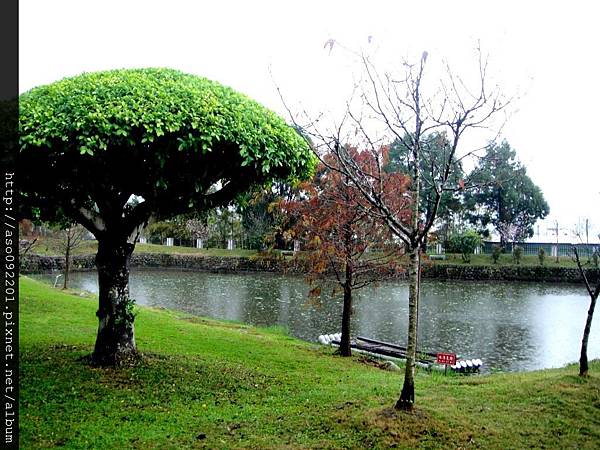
[144,183,293,250]
[145,138,549,253]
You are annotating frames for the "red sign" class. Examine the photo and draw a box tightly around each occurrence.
[436,352,457,365]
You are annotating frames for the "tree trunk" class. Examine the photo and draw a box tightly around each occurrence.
[579,291,598,376]
[62,244,70,290]
[92,238,137,366]
[395,246,419,410]
[340,280,353,357]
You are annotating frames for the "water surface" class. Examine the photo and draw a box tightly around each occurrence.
[32,269,599,372]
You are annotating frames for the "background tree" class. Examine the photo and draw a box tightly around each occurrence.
[146,218,191,243]
[572,247,600,376]
[206,207,243,248]
[445,229,481,263]
[286,45,508,409]
[239,184,292,250]
[464,141,549,245]
[185,215,210,247]
[385,132,464,250]
[18,219,39,258]
[283,150,410,356]
[51,224,88,289]
[19,68,316,365]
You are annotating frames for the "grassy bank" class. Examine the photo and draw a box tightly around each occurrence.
[28,239,258,258]
[20,277,600,449]
[29,236,590,269]
[433,252,588,269]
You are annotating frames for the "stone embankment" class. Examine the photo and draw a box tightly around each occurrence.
[20,253,598,283]
[421,264,598,283]
[20,253,299,274]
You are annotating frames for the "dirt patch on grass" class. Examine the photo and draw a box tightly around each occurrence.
[178,315,251,331]
[355,406,479,449]
[355,354,403,372]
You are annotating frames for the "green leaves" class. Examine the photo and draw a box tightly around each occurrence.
[19,68,316,230]
[464,141,549,241]
[20,68,315,182]
[79,146,93,156]
[446,229,482,263]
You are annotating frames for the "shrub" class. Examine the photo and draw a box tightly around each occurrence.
[538,247,545,266]
[446,230,482,263]
[513,245,523,265]
[491,245,502,264]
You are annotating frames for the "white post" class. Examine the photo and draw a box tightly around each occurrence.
[166,237,174,247]
[436,243,442,254]
[138,236,147,244]
[227,239,234,250]
[196,238,203,249]
[293,239,300,253]
[551,244,558,258]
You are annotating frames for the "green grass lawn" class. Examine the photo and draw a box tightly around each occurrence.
[20,277,600,449]
[30,239,259,258]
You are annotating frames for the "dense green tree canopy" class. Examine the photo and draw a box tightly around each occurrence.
[19,68,316,237]
[464,141,549,243]
[385,132,464,226]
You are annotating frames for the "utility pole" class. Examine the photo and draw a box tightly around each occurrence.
[586,219,589,245]
[547,221,560,264]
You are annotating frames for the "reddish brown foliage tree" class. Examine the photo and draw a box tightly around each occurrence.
[283,148,411,356]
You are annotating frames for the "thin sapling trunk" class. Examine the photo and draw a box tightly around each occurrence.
[396,246,419,409]
[573,247,600,376]
[339,262,353,357]
[62,243,70,290]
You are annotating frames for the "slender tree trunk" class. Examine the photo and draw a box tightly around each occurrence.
[339,204,354,357]
[92,238,137,366]
[340,268,353,357]
[396,246,419,410]
[62,244,70,290]
[580,291,598,376]
[498,187,506,249]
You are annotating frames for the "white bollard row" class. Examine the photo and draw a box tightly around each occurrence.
[317,333,342,345]
[450,358,483,373]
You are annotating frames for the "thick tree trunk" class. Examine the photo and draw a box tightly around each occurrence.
[92,238,137,366]
[340,281,353,357]
[579,292,598,376]
[396,246,419,410]
[62,245,70,290]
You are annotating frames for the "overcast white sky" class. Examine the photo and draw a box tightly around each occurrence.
[19,0,600,240]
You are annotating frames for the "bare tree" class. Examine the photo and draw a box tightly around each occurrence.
[282,43,509,410]
[185,217,210,247]
[19,237,38,258]
[18,219,39,258]
[496,222,523,252]
[572,247,600,376]
[54,225,87,289]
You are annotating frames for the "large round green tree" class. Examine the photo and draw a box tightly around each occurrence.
[19,68,315,365]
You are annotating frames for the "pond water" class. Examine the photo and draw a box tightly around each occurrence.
[31,269,600,372]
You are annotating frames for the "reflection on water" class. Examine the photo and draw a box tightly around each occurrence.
[31,269,599,372]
